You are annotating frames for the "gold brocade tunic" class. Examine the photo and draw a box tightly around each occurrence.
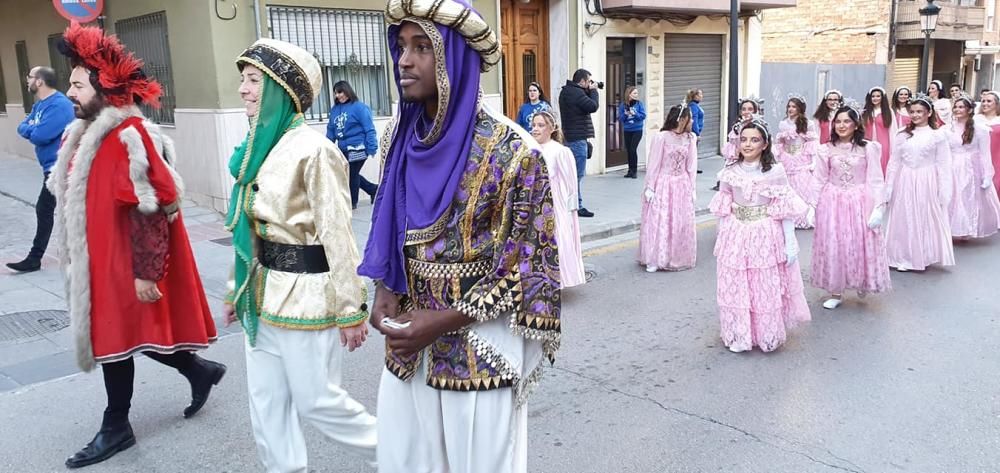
[228,125,368,330]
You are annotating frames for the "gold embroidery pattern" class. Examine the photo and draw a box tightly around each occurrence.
[732,203,769,222]
[405,209,451,244]
[412,18,450,146]
[406,258,491,279]
[462,119,506,257]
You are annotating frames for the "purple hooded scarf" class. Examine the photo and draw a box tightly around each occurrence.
[358,9,484,293]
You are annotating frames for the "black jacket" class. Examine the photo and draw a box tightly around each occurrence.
[558,80,599,142]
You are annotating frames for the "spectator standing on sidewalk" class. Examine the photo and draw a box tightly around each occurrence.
[686,88,705,174]
[516,81,551,132]
[327,80,379,209]
[559,68,600,217]
[8,66,74,273]
[618,85,646,178]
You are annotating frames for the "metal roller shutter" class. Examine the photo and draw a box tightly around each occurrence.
[890,56,920,94]
[664,34,723,158]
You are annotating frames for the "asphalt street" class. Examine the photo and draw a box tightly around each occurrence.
[1,216,998,472]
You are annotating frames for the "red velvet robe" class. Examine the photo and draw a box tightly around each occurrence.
[48,106,217,371]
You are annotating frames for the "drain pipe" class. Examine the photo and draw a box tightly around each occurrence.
[253,0,263,39]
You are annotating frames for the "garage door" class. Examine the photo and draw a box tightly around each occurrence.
[664,34,723,159]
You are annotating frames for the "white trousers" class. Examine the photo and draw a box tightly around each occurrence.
[376,361,527,473]
[245,322,378,473]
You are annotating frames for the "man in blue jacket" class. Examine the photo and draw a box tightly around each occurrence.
[8,66,75,273]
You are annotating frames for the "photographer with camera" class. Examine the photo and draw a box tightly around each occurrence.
[559,68,601,218]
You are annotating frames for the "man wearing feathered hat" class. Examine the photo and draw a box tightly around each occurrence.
[51,23,225,469]
[358,1,562,471]
[224,38,378,471]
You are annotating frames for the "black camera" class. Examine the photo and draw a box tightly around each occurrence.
[594,81,604,90]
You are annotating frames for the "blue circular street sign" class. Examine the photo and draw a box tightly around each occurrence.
[52,0,104,23]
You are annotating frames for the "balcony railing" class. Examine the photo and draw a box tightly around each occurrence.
[895,0,985,41]
[599,0,795,17]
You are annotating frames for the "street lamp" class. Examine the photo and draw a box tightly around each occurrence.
[918,0,941,93]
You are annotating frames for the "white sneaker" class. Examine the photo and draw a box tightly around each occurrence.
[823,297,842,310]
[728,344,750,353]
[646,264,658,273]
[896,267,909,272]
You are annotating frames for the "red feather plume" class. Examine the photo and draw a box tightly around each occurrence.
[62,22,162,108]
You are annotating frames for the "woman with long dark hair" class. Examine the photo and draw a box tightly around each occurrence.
[928,80,951,125]
[891,86,912,130]
[326,80,379,209]
[722,98,762,163]
[709,118,810,352]
[639,103,697,272]
[516,81,551,132]
[863,87,896,174]
[884,94,955,271]
[618,85,647,178]
[946,95,1000,239]
[811,105,891,310]
[775,95,819,228]
[813,89,843,144]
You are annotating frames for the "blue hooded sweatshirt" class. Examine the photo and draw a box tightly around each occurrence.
[516,100,551,132]
[326,100,378,162]
[16,91,75,172]
[617,100,646,133]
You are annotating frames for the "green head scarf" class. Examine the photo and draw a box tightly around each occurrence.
[225,74,303,345]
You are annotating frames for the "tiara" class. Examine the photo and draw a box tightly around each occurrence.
[737,95,765,107]
[894,85,911,95]
[909,92,934,109]
[823,89,843,99]
[787,92,806,103]
[868,86,887,95]
[842,98,864,117]
[736,113,771,140]
[954,93,976,107]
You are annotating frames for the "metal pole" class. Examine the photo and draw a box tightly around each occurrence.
[919,31,931,92]
[253,0,263,39]
[728,0,739,128]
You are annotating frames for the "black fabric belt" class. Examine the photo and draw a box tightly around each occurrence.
[258,240,329,274]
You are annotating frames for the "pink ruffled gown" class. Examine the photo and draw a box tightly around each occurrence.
[639,131,697,271]
[811,141,892,295]
[884,126,956,270]
[865,111,896,176]
[775,118,819,228]
[539,140,586,287]
[721,128,740,164]
[945,122,1000,238]
[976,114,1000,200]
[710,162,811,352]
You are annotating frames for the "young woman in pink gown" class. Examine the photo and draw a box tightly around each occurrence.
[891,86,913,131]
[721,98,762,164]
[928,80,951,126]
[530,111,586,288]
[975,91,1000,199]
[862,87,897,175]
[946,96,1000,239]
[639,104,697,272]
[884,95,956,271]
[709,119,811,353]
[775,96,819,228]
[812,105,891,310]
[812,89,843,145]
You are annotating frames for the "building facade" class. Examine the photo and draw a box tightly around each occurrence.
[760,0,995,126]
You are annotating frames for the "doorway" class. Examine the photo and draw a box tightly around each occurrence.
[500,0,549,120]
[606,38,636,169]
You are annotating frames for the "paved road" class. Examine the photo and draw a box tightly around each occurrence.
[2,220,998,472]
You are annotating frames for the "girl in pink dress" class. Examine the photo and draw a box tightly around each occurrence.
[812,106,891,310]
[640,104,698,272]
[813,89,843,145]
[891,86,913,131]
[721,98,762,164]
[884,95,956,271]
[710,119,811,353]
[775,96,819,228]
[863,87,897,175]
[974,91,1000,199]
[947,96,1000,239]
[530,111,586,288]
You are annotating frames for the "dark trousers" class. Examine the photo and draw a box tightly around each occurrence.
[102,351,194,426]
[28,172,56,260]
[623,131,643,175]
[348,160,379,208]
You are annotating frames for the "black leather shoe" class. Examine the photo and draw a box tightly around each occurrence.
[370,188,378,204]
[578,208,595,218]
[65,423,136,469]
[6,257,41,273]
[183,356,227,418]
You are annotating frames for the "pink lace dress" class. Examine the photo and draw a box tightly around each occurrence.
[884,126,955,270]
[811,141,891,295]
[775,118,819,228]
[709,162,811,352]
[721,128,740,164]
[945,122,1000,238]
[639,131,697,270]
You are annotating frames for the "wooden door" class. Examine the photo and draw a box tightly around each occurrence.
[500,0,549,120]
[606,38,635,168]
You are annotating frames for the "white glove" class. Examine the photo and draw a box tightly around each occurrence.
[692,190,698,202]
[782,219,799,266]
[867,206,884,230]
[643,188,655,203]
[983,179,993,190]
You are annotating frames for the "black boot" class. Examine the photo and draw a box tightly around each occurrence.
[181,355,226,418]
[65,415,136,469]
[6,256,41,273]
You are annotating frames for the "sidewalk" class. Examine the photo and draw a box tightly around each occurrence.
[0,152,723,391]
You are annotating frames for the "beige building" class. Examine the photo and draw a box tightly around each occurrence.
[0,0,790,212]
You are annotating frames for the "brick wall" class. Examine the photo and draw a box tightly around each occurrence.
[760,0,891,64]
